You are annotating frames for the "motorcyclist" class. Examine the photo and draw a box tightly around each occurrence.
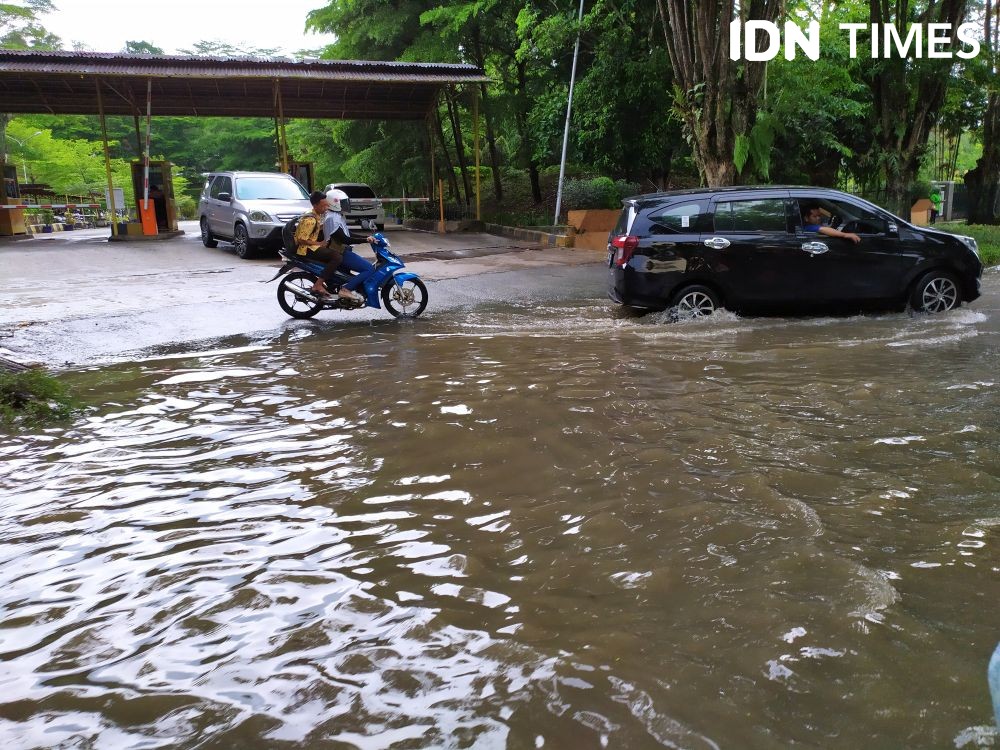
[293,191,335,293]
[318,188,376,302]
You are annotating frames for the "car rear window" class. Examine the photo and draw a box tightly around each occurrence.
[236,177,308,200]
[337,184,377,199]
[714,199,789,233]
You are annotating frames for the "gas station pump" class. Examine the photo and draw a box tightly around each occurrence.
[130,160,178,234]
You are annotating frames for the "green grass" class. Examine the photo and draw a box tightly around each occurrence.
[935,221,1000,266]
[0,369,78,429]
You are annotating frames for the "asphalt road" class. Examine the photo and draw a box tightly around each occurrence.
[0,221,607,367]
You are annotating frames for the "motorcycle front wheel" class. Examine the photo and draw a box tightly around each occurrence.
[381,278,428,318]
[278,271,325,319]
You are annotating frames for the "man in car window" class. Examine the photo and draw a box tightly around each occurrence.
[800,202,861,244]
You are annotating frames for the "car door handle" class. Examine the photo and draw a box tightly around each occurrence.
[801,242,829,255]
[703,237,731,249]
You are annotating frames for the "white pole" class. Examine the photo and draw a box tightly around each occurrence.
[553,0,585,227]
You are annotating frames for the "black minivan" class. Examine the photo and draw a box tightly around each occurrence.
[608,187,982,317]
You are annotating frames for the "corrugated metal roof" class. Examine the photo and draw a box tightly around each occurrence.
[0,50,488,119]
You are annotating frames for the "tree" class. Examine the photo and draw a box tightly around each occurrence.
[123,40,164,55]
[860,0,970,214]
[965,0,1000,223]
[656,0,783,186]
[0,0,60,49]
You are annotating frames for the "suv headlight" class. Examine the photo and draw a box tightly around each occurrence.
[248,210,273,223]
[958,235,979,259]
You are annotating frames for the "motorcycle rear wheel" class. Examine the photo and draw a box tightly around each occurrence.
[381,278,428,318]
[278,271,325,319]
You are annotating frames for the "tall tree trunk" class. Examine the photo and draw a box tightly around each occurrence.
[513,61,542,204]
[966,91,1000,224]
[432,109,460,203]
[471,27,504,202]
[656,0,781,187]
[445,89,473,207]
[966,0,1000,224]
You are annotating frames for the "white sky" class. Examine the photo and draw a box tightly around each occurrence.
[41,0,337,56]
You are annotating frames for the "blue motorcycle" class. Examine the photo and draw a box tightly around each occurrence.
[270,228,428,320]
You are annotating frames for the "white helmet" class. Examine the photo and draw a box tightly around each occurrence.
[325,189,349,213]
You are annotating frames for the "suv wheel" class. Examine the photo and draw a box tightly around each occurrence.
[671,284,721,320]
[200,217,218,248]
[233,223,253,259]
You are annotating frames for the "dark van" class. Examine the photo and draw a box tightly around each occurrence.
[608,187,982,317]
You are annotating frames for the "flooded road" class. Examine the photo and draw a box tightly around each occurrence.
[1,271,999,748]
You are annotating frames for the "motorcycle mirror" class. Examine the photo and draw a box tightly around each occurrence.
[360,219,373,231]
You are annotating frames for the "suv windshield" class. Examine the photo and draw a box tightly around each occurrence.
[236,177,308,200]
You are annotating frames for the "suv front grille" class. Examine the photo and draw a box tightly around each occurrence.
[275,213,300,223]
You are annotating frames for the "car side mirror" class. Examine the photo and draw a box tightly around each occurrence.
[217,192,232,202]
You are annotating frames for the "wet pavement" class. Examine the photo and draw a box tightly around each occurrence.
[0,221,605,367]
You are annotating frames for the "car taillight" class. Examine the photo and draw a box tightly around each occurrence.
[611,235,639,267]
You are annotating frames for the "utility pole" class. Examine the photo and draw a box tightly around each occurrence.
[553,0,585,227]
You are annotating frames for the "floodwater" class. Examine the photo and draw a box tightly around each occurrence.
[1,285,999,749]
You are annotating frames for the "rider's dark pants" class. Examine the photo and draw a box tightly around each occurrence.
[304,246,343,284]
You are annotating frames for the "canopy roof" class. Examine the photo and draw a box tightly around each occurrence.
[0,50,488,120]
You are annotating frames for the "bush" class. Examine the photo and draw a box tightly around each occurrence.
[561,176,619,210]
[0,369,77,428]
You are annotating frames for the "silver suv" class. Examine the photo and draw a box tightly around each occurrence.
[199,171,311,258]
[324,182,385,231]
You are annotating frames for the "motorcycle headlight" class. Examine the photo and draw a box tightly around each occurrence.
[248,210,272,223]
[958,235,979,259]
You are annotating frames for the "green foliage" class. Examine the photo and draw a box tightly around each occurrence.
[0,0,60,49]
[0,369,77,428]
[560,176,635,210]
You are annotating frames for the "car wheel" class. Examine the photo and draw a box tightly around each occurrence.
[671,284,721,320]
[233,223,253,259]
[910,270,961,313]
[200,217,218,248]
[376,223,385,232]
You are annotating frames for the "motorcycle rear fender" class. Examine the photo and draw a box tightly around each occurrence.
[264,261,295,283]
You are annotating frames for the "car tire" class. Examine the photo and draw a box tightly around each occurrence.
[670,284,721,320]
[233,223,254,259]
[200,217,218,248]
[376,223,385,232]
[910,269,961,313]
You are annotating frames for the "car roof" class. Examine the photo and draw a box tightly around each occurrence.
[627,185,854,207]
[206,171,296,178]
[326,182,370,187]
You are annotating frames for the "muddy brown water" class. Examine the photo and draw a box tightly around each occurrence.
[1,287,998,748]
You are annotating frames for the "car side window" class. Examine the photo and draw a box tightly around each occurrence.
[647,201,710,233]
[210,176,231,199]
[714,199,788,232]
[826,199,890,235]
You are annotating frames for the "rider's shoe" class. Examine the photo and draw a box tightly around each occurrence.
[338,289,364,303]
